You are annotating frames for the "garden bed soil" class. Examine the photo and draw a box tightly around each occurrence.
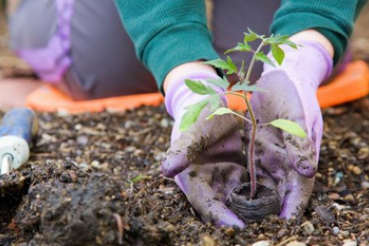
[0,103,369,245]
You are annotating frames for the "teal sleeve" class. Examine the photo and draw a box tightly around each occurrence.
[271,0,367,64]
[114,0,219,93]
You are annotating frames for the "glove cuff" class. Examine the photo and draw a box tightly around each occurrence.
[301,40,333,81]
[263,40,333,90]
[165,72,225,120]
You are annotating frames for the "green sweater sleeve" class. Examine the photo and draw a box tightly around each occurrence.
[114,0,219,92]
[271,0,367,64]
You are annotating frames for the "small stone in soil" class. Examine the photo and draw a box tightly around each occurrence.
[352,166,363,175]
[76,135,89,145]
[201,234,216,246]
[315,205,337,224]
[361,181,369,189]
[340,230,350,238]
[301,221,315,235]
[344,194,355,203]
[286,241,306,246]
[251,240,270,246]
[224,227,235,237]
[328,193,340,200]
[342,240,357,246]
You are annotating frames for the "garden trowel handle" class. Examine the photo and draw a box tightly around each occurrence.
[0,108,38,174]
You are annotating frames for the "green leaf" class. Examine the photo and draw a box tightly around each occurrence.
[224,42,251,54]
[203,57,237,74]
[255,52,275,67]
[265,34,288,44]
[206,77,229,89]
[226,56,238,74]
[265,34,298,49]
[206,107,234,120]
[271,44,285,66]
[185,79,217,95]
[284,40,298,49]
[203,58,228,70]
[244,32,258,42]
[206,107,247,121]
[244,28,264,41]
[269,119,307,138]
[130,174,151,183]
[180,99,209,131]
[208,95,221,112]
[231,82,268,92]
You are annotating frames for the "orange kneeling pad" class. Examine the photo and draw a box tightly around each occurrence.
[227,60,369,111]
[26,86,164,113]
[317,60,369,108]
[26,60,369,113]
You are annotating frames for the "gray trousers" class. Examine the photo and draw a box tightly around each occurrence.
[9,0,281,100]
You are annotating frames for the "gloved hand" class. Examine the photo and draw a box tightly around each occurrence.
[248,40,333,218]
[163,72,246,227]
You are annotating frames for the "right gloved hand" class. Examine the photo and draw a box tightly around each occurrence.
[247,40,332,219]
[163,72,247,227]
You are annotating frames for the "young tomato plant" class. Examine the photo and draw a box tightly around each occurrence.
[180,29,306,198]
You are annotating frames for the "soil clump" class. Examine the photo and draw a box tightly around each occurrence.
[228,183,281,222]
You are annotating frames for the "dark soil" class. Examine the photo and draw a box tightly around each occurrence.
[228,183,281,223]
[0,102,367,246]
[1,3,369,246]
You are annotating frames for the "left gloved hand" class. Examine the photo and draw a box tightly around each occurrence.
[163,72,246,227]
[247,40,333,219]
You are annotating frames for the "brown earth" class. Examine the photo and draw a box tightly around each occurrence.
[0,103,369,246]
[1,3,369,246]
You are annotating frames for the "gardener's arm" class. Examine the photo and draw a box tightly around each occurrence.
[114,0,219,93]
[272,0,367,64]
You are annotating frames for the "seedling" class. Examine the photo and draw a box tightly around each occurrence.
[180,29,306,201]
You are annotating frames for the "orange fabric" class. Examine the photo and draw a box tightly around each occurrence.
[26,60,369,113]
[227,60,369,111]
[317,60,369,108]
[26,86,164,113]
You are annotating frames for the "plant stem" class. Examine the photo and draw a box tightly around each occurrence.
[242,41,265,198]
[221,92,253,124]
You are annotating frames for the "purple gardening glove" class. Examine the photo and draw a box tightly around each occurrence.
[248,40,333,218]
[163,72,247,227]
